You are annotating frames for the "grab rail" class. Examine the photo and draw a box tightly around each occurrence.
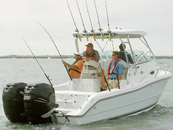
[139,64,171,83]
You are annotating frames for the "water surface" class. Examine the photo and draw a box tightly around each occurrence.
[0,58,173,130]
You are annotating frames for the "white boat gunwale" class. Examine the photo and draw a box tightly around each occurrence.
[53,29,172,125]
[64,73,171,118]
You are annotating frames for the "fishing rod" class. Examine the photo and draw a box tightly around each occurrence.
[85,0,96,41]
[98,63,110,91]
[35,21,72,80]
[105,0,111,41]
[76,0,89,41]
[93,0,104,41]
[66,0,82,42]
[22,36,53,87]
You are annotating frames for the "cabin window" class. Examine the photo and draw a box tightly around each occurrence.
[138,55,149,64]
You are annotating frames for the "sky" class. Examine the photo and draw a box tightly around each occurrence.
[0,0,173,56]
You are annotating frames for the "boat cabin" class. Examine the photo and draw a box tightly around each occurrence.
[55,29,159,93]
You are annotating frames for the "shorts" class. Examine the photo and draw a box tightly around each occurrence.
[68,78,81,91]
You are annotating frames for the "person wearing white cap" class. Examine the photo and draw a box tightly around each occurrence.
[62,52,84,90]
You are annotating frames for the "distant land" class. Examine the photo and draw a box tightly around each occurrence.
[0,55,74,59]
[0,55,173,59]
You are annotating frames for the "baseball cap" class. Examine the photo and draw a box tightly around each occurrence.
[74,52,82,57]
[85,43,93,48]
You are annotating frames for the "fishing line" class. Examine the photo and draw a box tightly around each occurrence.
[22,36,53,87]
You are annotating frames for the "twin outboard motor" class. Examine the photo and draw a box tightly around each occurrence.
[24,83,57,124]
[2,82,58,124]
[2,83,28,123]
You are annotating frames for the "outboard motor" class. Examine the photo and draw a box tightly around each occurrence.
[24,83,58,124]
[2,82,28,123]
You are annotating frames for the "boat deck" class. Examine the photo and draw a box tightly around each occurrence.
[55,90,98,113]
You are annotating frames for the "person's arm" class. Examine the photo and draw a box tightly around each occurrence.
[83,56,99,62]
[118,73,123,80]
[82,51,89,61]
[62,60,78,70]
[94,50,100,62]
[91,57,99,62]
[115,63,123,88]
[127,54,134,64]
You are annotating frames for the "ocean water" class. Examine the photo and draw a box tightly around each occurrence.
[0,58,173,130]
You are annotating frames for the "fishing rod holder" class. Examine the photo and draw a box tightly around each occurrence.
[98,28,103,31]
[107,30,111,33]
[75,29,79,32]
[91,29,95,32]
[83,30,87,33]
[73,32,117,38]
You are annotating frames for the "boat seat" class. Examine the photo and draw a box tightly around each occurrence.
[55,91,97,109]
[77,79,101,92]
[81,61,101,79]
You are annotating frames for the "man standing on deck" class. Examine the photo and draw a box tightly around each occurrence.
[62,52,84,90]
[83,43,107,88]
[107,51,124,89]
[82,43,100,62]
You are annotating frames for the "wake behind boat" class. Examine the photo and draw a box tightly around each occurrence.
[2,0,172,125]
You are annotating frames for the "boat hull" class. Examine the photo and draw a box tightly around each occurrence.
[57,76,171,125]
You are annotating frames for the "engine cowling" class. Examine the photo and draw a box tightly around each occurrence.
[24,83,57,124]
[2,82,28,123]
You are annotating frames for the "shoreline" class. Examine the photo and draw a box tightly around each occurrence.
[0,55,74,59]
[0,55,173,59]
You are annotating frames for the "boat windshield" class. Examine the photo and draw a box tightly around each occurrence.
[99,50,152,64]
[133,50,152,64]
[99,51,112,60]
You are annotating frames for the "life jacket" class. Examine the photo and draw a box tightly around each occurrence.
[69,60,83,74]
[107,59,120,75]
[86,50,96,59]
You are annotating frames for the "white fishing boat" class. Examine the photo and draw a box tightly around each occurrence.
[42,29,170,125]
[2,0,172,126]
[2,29,172,125]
